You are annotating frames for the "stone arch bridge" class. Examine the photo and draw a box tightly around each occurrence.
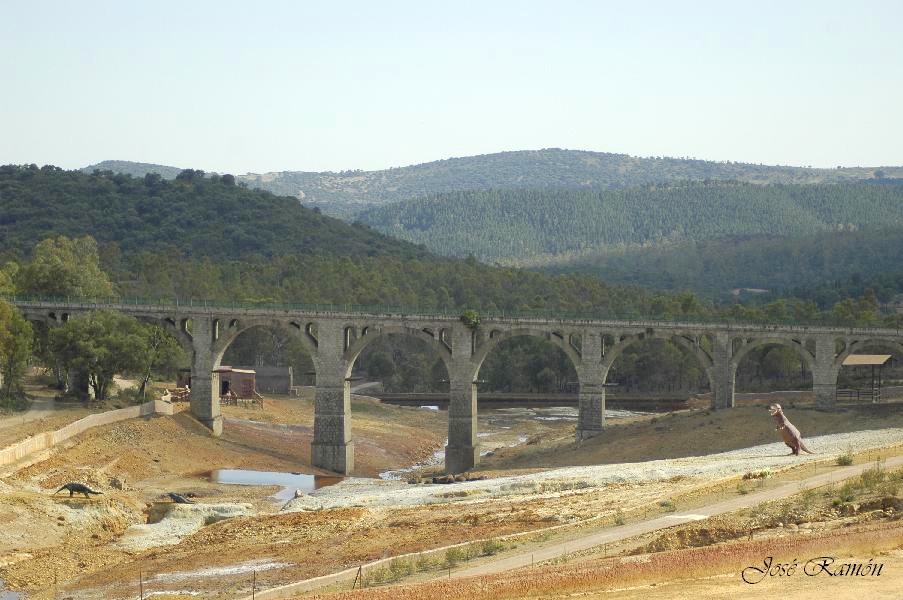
[13,300,903,475]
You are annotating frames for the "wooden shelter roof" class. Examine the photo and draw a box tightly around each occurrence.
[841,354,892,366]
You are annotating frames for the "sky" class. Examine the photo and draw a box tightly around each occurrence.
[1,0,901,174]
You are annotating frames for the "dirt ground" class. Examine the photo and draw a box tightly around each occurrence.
[306,529,903,600]
[303,467,903,600]
[0,378,106,448]
[479,401,903,471]
[1,387,901,599]
[0,389,447,598]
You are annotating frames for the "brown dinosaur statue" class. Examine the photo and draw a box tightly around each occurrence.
[768,403,814,455]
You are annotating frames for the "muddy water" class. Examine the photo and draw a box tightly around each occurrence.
[210,469,342,501]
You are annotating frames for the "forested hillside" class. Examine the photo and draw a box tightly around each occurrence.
[0,165,426,262]
[5,165,900,404]
[0,164,694,318]
[540,229,903,299]
[357,181,903,261]
[85,149,903,217]
[5,164,898,329]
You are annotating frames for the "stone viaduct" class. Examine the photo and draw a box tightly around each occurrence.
[12,299,903,475]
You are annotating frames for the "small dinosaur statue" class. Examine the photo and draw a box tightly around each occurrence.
[768,403,814,455]
[55,483,103,498]
[167,492,194,504]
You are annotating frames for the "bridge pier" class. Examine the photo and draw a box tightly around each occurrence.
[813,336,838,408]
[445,327,480,473]
[311,325,354,475]
[711,333,735,409]
[577,333,605,441]
[446,374,478,473]
[189,317,222,435]
[311,381,353,474]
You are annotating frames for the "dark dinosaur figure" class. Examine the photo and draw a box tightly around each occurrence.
[768,403,814,456]
[167,492,194,504]
[55,483,103,498]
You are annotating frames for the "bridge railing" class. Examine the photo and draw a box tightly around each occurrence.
[2,293,901,331]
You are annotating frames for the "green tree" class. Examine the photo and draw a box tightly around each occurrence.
[764,299,789,321]
[50,311,145,401]
[16,236,114,298]
[0,262,17,295]
[366,351,395,379]
[0,300,33,404]
[831,299,857,323]
[532,367,557,392]
[136,325,185,398]
[857,288,880,323]
[760,347,800,384]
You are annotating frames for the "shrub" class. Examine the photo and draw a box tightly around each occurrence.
[443,546,464,568]
[836,447,854,466]
[364,566,389,586]
[0,393,30,413]
[481,538,504,556]
[800,487,818,508]
[859,464,885,491]
[117,385,152,405]
[835,481,857,504]
[459,310,481,330]
[388,557,415,580]
[416,553,438,571]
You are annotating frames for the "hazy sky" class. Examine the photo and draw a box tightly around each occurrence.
[2,1,901,173]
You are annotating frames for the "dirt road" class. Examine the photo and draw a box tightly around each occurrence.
[451,453,903,579]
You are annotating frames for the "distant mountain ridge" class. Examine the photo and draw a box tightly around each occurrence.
[84,149,903,217]
[356,181,903,261]
[83,160,185,180]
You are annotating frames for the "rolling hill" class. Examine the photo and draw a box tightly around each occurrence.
[84,149,903,217]
[0,164,668,317]
[1,164,425,262]
[356,181,903,261]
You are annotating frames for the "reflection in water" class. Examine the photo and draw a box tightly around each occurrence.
[210,469,342,501]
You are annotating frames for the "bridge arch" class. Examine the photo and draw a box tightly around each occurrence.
[212,318,320,377]
[342,325,452,380]
[834,338,903,396]
[601,332,716,392]
[472,327,582,380]
[731,337,815,375]
[731,337,815,401]
[836,338,903,368]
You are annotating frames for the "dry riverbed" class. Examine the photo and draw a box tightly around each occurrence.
[1,391,901,599]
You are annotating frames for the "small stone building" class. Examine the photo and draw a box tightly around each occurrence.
[213,366,257,398]
[236,365,293,394]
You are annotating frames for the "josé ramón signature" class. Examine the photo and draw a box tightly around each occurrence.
[742,556,884,584]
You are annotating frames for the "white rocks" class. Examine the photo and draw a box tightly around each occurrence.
[117,503,254,551]
[282,427,903,512]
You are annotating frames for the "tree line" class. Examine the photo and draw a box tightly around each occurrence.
[356,181,903,262]
[0,233,895,408]
[538,228,903,301]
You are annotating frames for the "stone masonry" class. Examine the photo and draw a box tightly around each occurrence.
[13,300,903,475]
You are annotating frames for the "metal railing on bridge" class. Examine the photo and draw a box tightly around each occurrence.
[2,293,902,331]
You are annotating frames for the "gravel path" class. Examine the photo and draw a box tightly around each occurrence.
[452,453,903,579]
[283,427,903,511]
